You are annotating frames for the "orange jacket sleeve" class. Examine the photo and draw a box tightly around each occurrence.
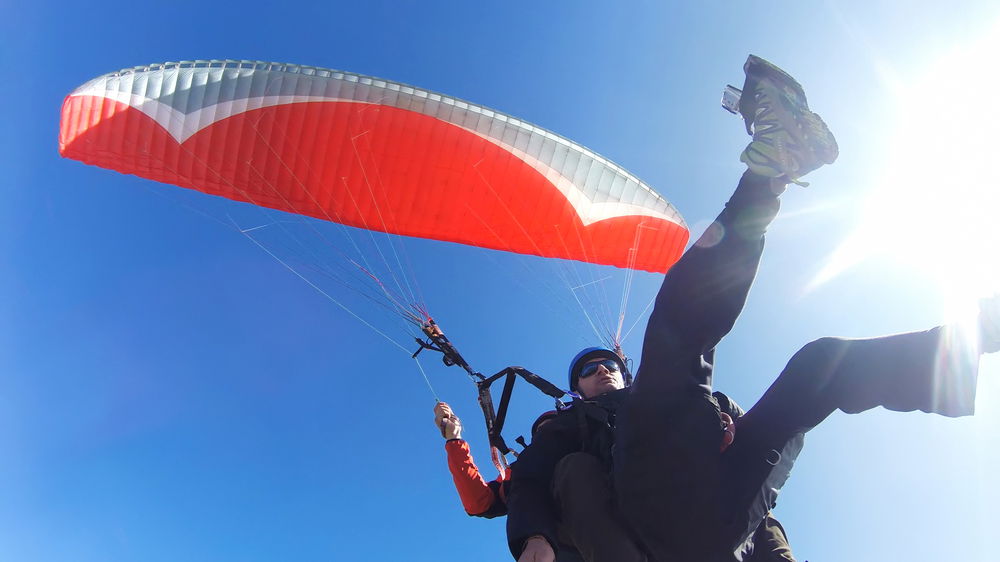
[444,439,505,517]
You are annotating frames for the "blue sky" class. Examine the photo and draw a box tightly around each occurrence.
[5,1,1000,561]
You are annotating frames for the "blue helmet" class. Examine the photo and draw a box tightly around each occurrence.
[568,347,630,391]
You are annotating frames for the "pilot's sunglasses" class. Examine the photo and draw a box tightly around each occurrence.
[580,359,621,379]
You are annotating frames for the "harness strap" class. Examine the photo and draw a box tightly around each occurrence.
[414,319,568,467]
[477,367,568,462]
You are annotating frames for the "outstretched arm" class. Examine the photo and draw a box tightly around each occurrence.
[444,439,507,517]
[435,402,507,518]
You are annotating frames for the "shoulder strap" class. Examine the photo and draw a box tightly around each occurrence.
[413,319,568,474]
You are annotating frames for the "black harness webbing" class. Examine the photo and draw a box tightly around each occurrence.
[413,319,568,474]
[477,366,567,457]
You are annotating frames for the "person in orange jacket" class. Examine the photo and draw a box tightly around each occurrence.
[434,402,557,519]
[435,403,588,562]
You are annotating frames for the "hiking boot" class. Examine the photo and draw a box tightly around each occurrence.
[980,295,1000,353]
[738,55,839,186]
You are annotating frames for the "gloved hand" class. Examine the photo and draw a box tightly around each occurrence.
[434,401,463,440]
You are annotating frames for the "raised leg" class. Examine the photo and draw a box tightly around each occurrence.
[720,325,983,551]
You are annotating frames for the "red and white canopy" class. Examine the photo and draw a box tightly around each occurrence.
[60,60,687,273]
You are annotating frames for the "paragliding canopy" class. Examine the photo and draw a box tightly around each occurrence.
[59,60,688,273]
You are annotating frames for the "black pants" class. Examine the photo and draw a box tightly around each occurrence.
[553,452,646,562]
[553,452,798,562]
[613,172,983,561]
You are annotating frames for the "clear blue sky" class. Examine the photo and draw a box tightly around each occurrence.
[5,2,1000,561]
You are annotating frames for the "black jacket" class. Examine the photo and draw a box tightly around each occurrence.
[505,391,797,561]
[505,389,628,557]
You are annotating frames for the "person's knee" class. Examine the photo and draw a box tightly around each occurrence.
[786,337,849,387]
[793,336,846,359]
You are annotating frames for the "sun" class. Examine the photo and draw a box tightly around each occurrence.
[814,24,1000,321]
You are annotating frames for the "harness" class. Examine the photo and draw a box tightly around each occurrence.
[413,319,569,476]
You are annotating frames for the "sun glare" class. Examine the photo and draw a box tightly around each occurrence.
[815,25,1000,320]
